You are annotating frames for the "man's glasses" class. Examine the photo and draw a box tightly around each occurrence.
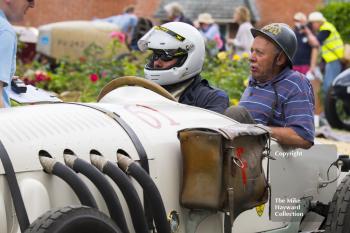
[151,50,186,62]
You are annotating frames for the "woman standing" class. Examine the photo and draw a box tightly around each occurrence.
[228,6,253,55]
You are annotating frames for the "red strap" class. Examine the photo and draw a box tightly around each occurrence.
[236,147,247,186]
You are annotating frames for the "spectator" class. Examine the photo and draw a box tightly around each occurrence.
[196,13,224,55]
[292,12,322,119]
[0,0,35,108]
[292,12,320,74]
[94,5,138,46]
[138,22,229,114]
[227,6,254,55]
[163,2,192,25]
[308,11,344,97]
[225,23,315,149]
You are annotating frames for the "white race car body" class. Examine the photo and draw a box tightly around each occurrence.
[0,86,339,233]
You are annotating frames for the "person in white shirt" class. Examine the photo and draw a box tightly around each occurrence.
[228,6,254,55]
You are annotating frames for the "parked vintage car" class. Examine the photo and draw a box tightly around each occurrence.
[36,20,129,60]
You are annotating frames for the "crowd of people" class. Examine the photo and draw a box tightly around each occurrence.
[1,0,347,149]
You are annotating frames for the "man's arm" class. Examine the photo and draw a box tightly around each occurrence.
[272,75,315,149]
[316,30,331,45]
[309,47,319,73]
[270,127,313,149]
[303,27,320,48]
[0,82,4,108]
[0,31,16,108]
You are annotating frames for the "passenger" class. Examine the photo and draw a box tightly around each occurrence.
[225,23,315,149]
[0,0,35,108]
[137,22,229,114]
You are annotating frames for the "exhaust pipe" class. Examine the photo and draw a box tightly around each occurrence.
[117,153,171,233]
[90,150,148,233]
[63,149,129,233]
[39,150,97,208]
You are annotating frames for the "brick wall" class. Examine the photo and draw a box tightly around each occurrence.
[135,0,161,19]
[20,0,324,29]
[255,0,324,28]
[21,0,137,27]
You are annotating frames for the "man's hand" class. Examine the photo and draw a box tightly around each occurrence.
[270,127,313,149]
[303,27,320,48]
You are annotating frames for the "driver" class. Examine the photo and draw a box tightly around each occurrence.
[137,22,229,114]
[225,23,315,149]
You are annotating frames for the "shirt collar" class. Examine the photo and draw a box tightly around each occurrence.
[249,67,291,87]
[0,10,7,20]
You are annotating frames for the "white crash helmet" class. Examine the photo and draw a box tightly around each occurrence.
[138,22,205,86]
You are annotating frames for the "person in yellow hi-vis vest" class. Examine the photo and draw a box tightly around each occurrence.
[308,11,344,99]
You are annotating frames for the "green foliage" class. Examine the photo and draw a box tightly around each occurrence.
[17,41,250,104]
[320,2,350,43]
[203,52,250,104]
[19,39,148,102]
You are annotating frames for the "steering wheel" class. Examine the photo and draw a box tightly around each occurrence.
[97,76,177,102]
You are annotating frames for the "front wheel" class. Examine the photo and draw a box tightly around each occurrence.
[24,205,122,233]
[324,174,350,233]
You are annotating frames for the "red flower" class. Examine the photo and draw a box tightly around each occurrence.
[89,73,99,83]
[109,31,126,44]
[35,71,49,82]
[79,56,86,63]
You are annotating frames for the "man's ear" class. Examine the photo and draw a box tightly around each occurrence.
[276,52,287,67]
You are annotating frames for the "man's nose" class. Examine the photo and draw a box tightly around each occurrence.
[249,52,256,62]
[154,59,163,67]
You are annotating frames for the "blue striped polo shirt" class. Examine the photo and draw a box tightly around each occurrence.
[239,68,315,143]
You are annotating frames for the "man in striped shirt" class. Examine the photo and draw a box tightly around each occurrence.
[225,23,315,149]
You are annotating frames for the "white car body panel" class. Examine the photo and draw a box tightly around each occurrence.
[0,86,339,233]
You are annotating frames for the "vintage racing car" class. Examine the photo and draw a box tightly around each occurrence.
[0,77,349,233]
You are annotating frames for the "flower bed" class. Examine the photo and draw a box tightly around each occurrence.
[16,37,251,104]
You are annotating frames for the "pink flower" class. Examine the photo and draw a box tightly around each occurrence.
[89,73,99,83]
[101,71,108,78]
[213,34,223,49]
[110,31,126,43]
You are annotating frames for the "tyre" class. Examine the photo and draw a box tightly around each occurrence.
[324,87,350,131]
[324,174,350,233]
[24,205,122,233]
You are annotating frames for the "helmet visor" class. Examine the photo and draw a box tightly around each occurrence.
[151,49,187,61]
[138,25,194,52]
[146,49,188,70]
